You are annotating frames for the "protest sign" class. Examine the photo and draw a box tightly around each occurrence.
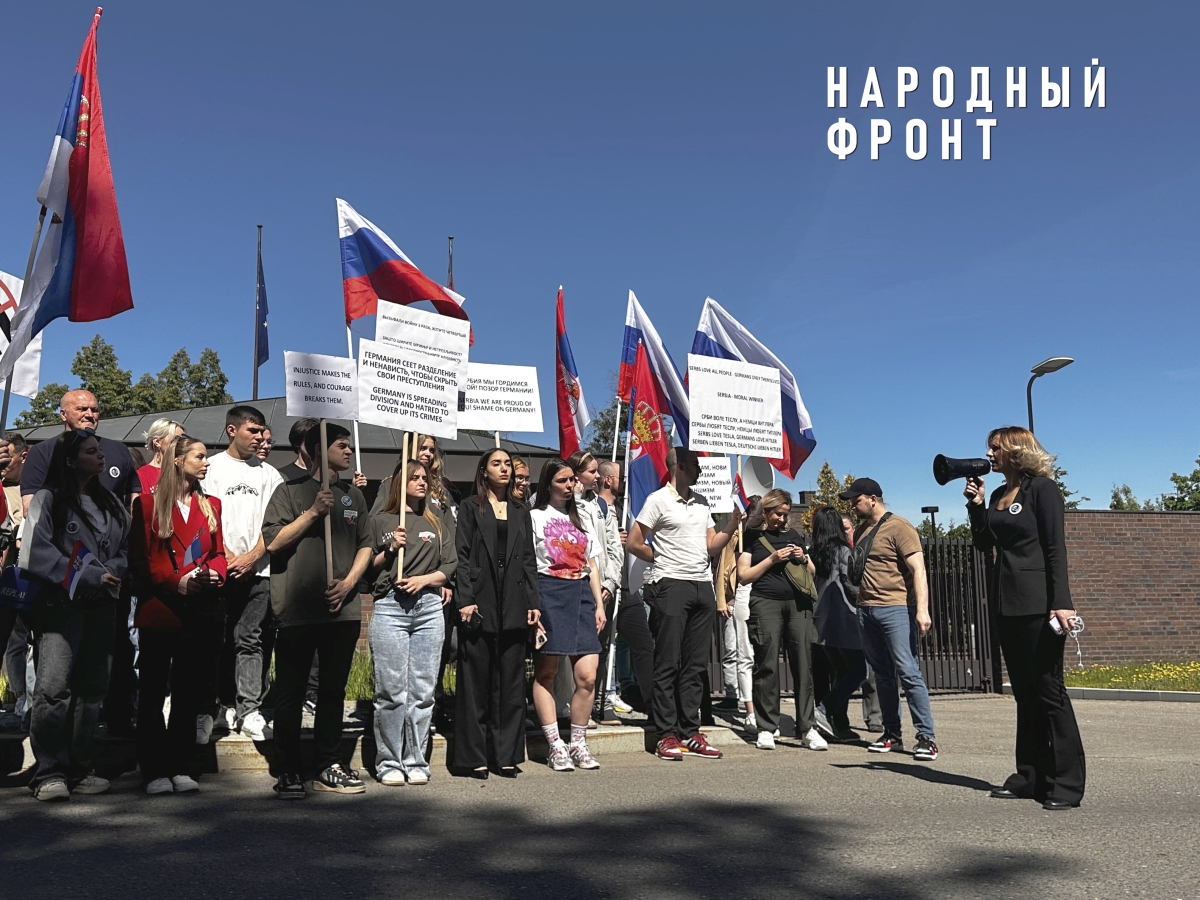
[687,354,782,458]
[695,456,734,514]
[375,302,470,381]
[284,351,358,420]
[357,338,459,439]
[457,363,543,433]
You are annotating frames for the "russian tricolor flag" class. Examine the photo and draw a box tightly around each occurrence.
[0,9,132,382]
[555,287,590,459]
[617,291,690,446]
[182,532,204,571]
[337,199,470,335]
[691,297,816,479]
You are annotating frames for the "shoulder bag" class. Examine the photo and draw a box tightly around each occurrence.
[846,512,892,587]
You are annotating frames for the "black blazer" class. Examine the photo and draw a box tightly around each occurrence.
[967,475,1072,617]
[454,495,539,633]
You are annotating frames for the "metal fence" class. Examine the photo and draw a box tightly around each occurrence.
[708,537,999,697]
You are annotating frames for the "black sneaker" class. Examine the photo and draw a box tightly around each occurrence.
[313,764,367,794]
[867,733,903,754]
[274,773,306,800]
[913,735,939,761]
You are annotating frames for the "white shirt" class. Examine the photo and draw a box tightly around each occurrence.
[530,505,600,580]
[202,450,284,577]
[635,483,713,583]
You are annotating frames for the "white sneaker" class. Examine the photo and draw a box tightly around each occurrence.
[212,706,234,734]
[756,731,776,750]
[239,711,273,741]
[814,705,834,737]
[195,715,214,745]
[34,777,70,802]
[406,770,430,786]
[73,774,110,795]
[610,694,633,715]
[801,727,829,751]
[379,769,406,786]
[171,775,200,793]
[744,713,758,734]
[145,778,174,795]
[547,740,575,772]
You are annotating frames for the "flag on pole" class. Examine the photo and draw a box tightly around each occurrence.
[337,199,470,339]
[62,541,94,601]
[691,297,816,478]
[555,287,590,459]
[0,8,132,382]
[181,532,204,571]
[626,341,672,520]
[616,291,690,446]
[255,241,269,368]
[732,472,750,514]
[0,271,43,399]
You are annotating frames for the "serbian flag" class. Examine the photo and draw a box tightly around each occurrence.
[626,341,672,520]
[0,9,132,382]
[732,472,750,514]
[62,541,94,600]
[181,532,205,571]
[555,287,590,458]
[337,198,470,337]
[617,291,690,446]
[691,297,816,479]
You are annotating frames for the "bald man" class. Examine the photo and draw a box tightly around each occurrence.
[20,390,142,517]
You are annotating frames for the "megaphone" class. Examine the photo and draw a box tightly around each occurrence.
[741,457,775,498]
[933,454,991,486]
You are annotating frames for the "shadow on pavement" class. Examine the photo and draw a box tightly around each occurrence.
[830,760,995,792]
[0,788,1063,899]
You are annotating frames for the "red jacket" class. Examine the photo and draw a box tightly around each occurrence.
[132,492,227,627]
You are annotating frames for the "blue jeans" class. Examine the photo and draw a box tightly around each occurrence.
[370,590,445,778]
[857,605,935,740]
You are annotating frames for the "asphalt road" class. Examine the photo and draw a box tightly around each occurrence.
[1,696,1197,900]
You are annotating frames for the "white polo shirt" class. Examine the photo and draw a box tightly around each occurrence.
[636,483,713,583]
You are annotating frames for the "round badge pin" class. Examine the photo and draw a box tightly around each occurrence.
[341,495,352,507]
[109,466,120,479]
[66,521,80,534]
[1009,502,1023,515]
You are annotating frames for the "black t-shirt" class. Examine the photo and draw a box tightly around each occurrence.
[745,527,805,603]
[274,461,311,485]
[21,434,142,503]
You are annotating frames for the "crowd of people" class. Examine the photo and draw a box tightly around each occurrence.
[0,391,1085,810]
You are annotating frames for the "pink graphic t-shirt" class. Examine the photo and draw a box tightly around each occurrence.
[530,506,600,580]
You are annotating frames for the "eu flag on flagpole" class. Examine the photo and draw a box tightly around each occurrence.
[255,241,269,367]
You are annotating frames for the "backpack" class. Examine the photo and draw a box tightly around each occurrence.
[846,512,892,587]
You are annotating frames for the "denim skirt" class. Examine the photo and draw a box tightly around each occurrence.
[537,574,600,656]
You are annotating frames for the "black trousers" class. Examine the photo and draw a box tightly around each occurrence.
[998,614,1086,804]
[453,628,528,770]
[272,621,360,776]
[137,622,222,782]
[596,589,655,716]
[644,578,714,740]
[101,590,137,733]
[748,594,815,735]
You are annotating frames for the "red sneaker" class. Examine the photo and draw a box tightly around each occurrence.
[682,733,723,759]
[655,735,684,761]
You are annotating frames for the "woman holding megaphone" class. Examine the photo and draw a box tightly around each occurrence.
[964,425,1085,810]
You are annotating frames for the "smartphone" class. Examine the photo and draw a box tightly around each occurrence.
[534,627,548,650]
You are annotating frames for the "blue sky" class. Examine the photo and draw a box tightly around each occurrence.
[1,1,1196,524]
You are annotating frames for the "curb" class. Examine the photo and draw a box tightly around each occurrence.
[1002,684,1200,703]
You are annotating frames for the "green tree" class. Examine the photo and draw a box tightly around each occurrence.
[917,517,974,540]
[1109,484,1163,511]
[185,348,233,407]
[800,461,855,530]
[13,382,70,428]
[71,335,133,416]
[1051,464,1089,510]
[154,348,192,410]
[1163,456,1200,511]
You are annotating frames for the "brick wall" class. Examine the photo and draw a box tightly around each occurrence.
[1064,511,1200,667]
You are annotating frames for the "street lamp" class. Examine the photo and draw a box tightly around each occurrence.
[1026,356,1073,434]
[921,506,939,535]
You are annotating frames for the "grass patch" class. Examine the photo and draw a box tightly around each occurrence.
[341,650,456,702]
[1065,660,1200,692]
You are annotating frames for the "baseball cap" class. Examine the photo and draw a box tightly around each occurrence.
[838,477,883,500]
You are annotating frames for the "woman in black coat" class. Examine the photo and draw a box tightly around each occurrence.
[965,425,1085,810]
[453,448,540,778]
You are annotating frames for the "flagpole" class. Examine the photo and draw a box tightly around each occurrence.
[252,224,262,401]
[0,205,48,432]
[609,395,621,462]
[737,455,744,552]
[603,385,635,714]
[447,236,454,291]
[346,325,363,474]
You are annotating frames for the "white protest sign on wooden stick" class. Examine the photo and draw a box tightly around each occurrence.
[284,351,359,420]
[375,303,470,382]
[357,338,460,440]
[457,363,543,434]
[695,456,734,514]
[687,354,782,458]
